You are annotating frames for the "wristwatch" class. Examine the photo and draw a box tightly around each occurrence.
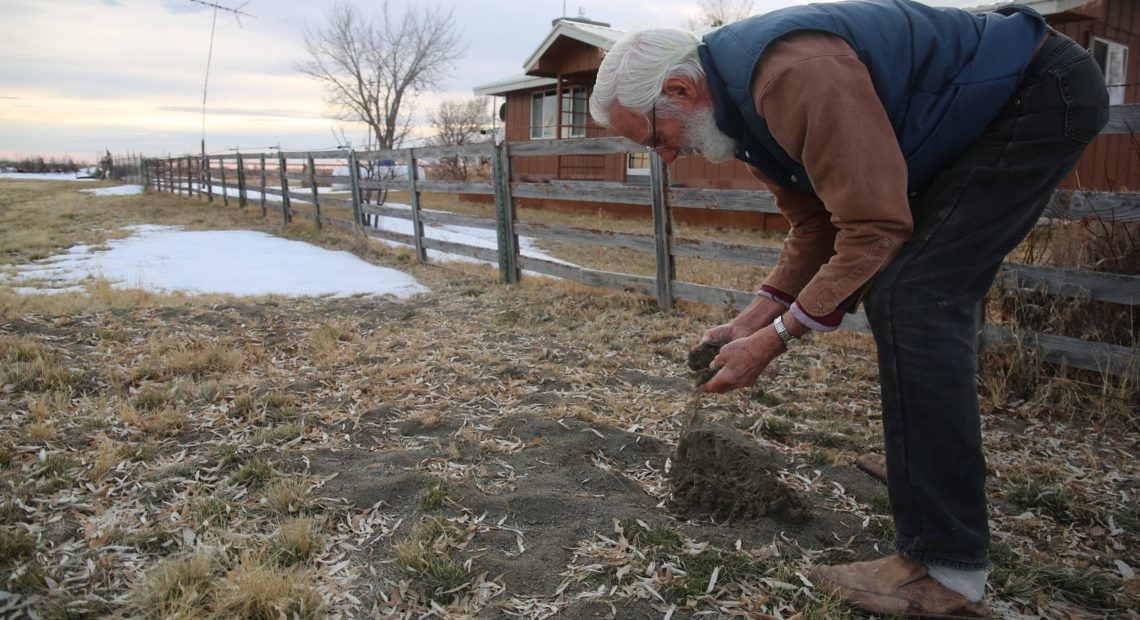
[773,315,798,348]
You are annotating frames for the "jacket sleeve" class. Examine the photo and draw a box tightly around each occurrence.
[746,166,838,311]
[751,32,914,330]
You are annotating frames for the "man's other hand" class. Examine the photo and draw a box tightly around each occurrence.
[700,327,785,393]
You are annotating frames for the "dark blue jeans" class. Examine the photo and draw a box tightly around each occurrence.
[862,31,1109,570]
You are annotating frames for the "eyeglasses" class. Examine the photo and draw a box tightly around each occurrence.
[645,103,667,153]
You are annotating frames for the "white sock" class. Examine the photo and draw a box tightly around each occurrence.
[926,564,987,603]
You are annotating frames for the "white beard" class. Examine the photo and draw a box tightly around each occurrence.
[685,105,737,163]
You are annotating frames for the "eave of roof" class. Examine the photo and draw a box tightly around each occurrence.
[958,0,1096,14]
[472,74,558,97]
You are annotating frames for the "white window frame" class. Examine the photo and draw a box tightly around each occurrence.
[530,91,557,140]
[530,86,589,140]
[1091,36,1129,105]
[626,151,650,177]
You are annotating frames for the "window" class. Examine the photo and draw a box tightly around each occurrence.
[1091,36,1129,105]
[561,87,588,137]
[626,152,650,176]
[530,91,557,139]
[530,86,589,139]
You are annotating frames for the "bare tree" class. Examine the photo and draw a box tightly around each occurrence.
[429,98,490,145]
[296,1,466,151]
[685,0,754,30]
[428,97,492,181]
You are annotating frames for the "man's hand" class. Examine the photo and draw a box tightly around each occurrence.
[700,326,785,393]
[692,322,752,354]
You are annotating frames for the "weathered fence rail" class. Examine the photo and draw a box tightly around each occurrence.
[139,104,1139,376]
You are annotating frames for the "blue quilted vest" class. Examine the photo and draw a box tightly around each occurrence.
[699,0,1046,194]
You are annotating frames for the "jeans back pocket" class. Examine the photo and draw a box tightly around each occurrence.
[1055,51,1110,144]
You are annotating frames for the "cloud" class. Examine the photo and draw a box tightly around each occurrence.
[2,0,854,161]
[157,105,327,120]
[163,0,208,14]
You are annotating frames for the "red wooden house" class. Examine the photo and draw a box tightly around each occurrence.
[1030,0,1139,191]
[472,1,1137,228]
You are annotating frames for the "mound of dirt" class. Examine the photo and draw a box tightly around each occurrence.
[677,339,809,523]
[670,417,808,523]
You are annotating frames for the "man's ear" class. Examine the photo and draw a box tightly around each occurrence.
[662,75,696,100]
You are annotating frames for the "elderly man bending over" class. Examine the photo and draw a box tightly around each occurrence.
[589,0,1107,616]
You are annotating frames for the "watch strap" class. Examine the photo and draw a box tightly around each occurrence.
[773,315,797,347]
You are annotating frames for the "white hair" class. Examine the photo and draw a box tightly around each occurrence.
[590,28,705,127]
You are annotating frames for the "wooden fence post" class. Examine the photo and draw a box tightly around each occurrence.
[168,158,174,195]
[236,153,247,209]
[186,156,193,195]
[347,150,363,230]
[406,148,427,263]
[278,154,292,224]
[492,142,519,284]
[204,155,214,203]
[259,154,267,217]
[307,154,321,229]
[649,151,675,310]
[219,158,229,206]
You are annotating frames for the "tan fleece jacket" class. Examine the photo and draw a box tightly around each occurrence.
[748,31,914,330]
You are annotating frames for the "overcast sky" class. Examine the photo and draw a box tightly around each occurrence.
[1,0,983,162]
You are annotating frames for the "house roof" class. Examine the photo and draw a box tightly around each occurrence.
[472,18,621,96]
[521,19,623,75]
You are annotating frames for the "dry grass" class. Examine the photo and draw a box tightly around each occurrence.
[982,216,1139,427]
[392,516,472,604]
[132,549,224,619]
[271,517,321,566]
[264,477,313,517]
[123,501,329,619]
[0,179,1136,618]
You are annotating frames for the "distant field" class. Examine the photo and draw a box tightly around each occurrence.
[1,179,1136,619]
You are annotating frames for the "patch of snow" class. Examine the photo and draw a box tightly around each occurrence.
[80,185,144,197]
[3,225,429,299]
[0,171,97,181]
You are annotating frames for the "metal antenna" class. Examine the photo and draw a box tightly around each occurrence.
[191,0,257,158]
[188,0,256,27]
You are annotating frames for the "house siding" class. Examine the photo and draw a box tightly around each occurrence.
[1052,0,1139,191]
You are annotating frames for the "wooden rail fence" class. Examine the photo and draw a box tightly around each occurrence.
[139,104,1140,377]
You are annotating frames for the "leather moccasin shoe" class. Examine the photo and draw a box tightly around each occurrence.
[855,452,888,484]
[810,555,989,618]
